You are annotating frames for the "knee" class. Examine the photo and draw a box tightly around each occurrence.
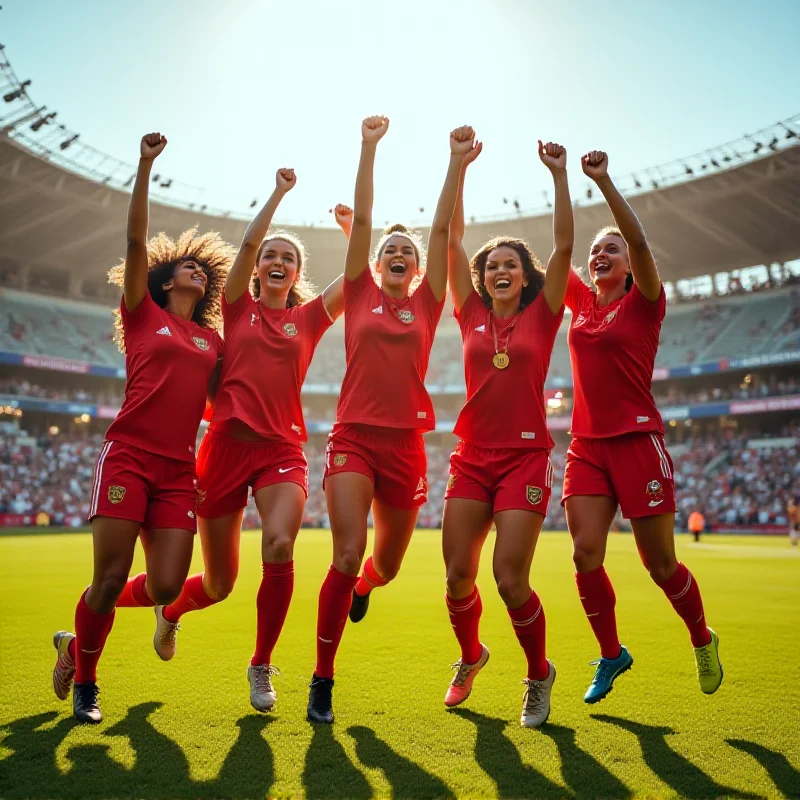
[262,527,295,563]
[445,564,476,599]
[334,546,365,576]
[493,569,530,609]
[645,555,678,585]
[203,572,236,602]
[91,573,129,611]
[375,560,400,582]
[147,577,185,607]
[572,538,604,573]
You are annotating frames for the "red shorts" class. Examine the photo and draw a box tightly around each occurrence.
[323,424,428,509]
[196,427,308,518]
[445,441,553,515]
[562,432,676,518]
[89,441,197,532]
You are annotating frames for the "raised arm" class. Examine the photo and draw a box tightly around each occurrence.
[427,126,475,302]
[448,140,482,313]
[226,168,296,304]
[124,133,167,312]
[320,203,353,320]
[345,116,389,282]
[582,150,661,302]
[539,141,573,315]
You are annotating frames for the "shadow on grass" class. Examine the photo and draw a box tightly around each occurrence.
[727,738,800,799]
[452,709,564,799]
[0,704,276,799]
[540,723,632,799]
[593,715,761,799]
[303,722,371,800]
[348,724,454,799]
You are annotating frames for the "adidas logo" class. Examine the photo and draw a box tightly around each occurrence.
[156,326,172,336]
[372,306,383,314]
[475,324,485,333]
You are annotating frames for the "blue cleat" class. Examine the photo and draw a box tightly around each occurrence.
[583,645,633,704]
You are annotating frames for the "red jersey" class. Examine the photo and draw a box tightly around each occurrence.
[335,269,444,431]
[106,293,223,463]
[211,291,333,442]
[566,270,665,438]
[454,291,563,448]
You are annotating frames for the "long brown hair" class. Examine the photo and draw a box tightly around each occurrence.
[470,236,545,311]
[108,228,233,353]
[251,232,316,306]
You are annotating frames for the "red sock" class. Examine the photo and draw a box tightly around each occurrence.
[354,556,389,597]
[115,573,155,608]
[315,565,358,679]
[162,573,217,623]
[251,561,295,666]
[446,586,483,665]
[576,567,621,660]
[655,562,711,647]
[73,590,115,684]
[508,590,548,681]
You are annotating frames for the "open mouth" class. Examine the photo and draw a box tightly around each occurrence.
[268,271,286,281]
[389,259,406,275]
[495,278,511,290]
[594,262,612,276]
[191,275,206,286]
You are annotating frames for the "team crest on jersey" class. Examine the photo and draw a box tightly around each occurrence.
[192,336,210,351]
[108,485,126,504]
[447,474,456,491]
[397,310,414,324]
[283,323,298,337]
[526,486,542,505]
[603,309,619,325]
[333,454,347,467]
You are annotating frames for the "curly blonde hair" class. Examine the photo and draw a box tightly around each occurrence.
[371,223,426,293]
[251,232,317,306]
[108,228,234,353]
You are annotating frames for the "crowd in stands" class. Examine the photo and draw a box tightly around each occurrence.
[4,424,796,533]
[0,379,124,406]
[671,269,800,304]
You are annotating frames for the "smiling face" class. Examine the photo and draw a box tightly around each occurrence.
[589,232,630,291]
[255,238,300,300]
[166,258,207,298]
[376,235,420,294]
[483,245,528,305]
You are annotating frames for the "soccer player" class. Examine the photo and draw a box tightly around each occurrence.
[307,117,475,724]
[441,140,573,728]
[562,149,723,703]
[150,171,348,714]
[51,132,231,723]
[788,498,799,546]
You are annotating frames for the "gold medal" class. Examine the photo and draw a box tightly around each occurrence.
[492,352,510,369]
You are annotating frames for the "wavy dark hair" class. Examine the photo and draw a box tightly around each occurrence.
[372,223,426,293]
[590,226,633,293]
[470,236,545,311]
[108,228,234,353]
[251,232,316,307]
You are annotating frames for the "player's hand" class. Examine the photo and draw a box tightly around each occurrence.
[362,115,389,144]
[334,203,353,231]
[581,150,609,180]
[450,125,476,156]
[140,132,167,160]
[276,168,297,193]
[538,140,566,172]
[463,139,483,167]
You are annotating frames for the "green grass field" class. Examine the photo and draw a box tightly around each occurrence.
[1,530,798,799]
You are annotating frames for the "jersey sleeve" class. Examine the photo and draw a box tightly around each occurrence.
[119,292,159,332]
[627,283,666,324]
[344,267,376,308]
[454,290,483,337]
[416,275,446,330]
[222,289,254,330]
[564,269,592,312]
[305,294,335,347]
[531,290,565,340]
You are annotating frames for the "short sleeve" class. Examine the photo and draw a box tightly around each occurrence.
[222,290,254,330]
[304,294,335,347]
[454,290,484,336]
[531,289,565,336]
[626,283,666,323]
[414,275,446,330]
[344,267,376,308]
[120,292,159,332]
[564,269,592,312]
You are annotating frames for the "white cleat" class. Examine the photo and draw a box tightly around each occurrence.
[52,631,76,700]
[521,659,556,728]
[247,664,279,712]
[153,606,180,661]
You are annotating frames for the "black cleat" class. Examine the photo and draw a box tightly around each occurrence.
[307,674,334,724]
[348,589,371,623]
[73,682,102,724]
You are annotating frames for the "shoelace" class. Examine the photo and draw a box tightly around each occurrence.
[76,683,100,708]
[450,660,475,687]
[253,665,280,694]
[310,678,333,707]
[588,658,614,685]
[696,646,715,676]
[522,679,547,714]
[159,618,180,643]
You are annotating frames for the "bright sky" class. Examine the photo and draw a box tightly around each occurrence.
[3,0,799,226]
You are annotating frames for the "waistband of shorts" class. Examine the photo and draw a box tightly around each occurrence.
[207,423,301,450]
[104,438,193,466]
[571,431,665,446]
[457,439,552,457]
[330,422,424,448]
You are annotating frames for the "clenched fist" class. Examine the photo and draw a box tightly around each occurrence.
[140,132,167,161]
[581,150,609,180]
[276,168,297,193]
[362,115,390,144]
[538,141,566,172]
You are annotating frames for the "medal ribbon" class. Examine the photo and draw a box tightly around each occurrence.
[489,314,519,359]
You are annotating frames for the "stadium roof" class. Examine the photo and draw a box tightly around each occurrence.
[1,133,799,297]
